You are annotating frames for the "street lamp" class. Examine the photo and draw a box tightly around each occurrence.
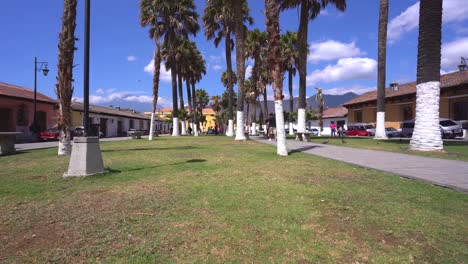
[458,57,467,72]
[32,57,49,133]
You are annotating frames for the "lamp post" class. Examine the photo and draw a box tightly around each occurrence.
[33,57,49,133]
[458,57,467,72]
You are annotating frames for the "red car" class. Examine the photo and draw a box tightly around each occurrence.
[345,127,372,137]
[39,128,60,141]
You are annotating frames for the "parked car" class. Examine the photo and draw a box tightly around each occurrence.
[345,126,372,137]
[308,128,319,135]
[347,123,375,136]
[400,119,463,139]
[39,128,60,141]
[385,127,401,138]
[74,126,104,138]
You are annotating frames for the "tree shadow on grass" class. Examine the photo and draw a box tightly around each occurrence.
[1,150,31,156]
[91,159,207,178]
[289,145,323,155]
[101,145,196,153]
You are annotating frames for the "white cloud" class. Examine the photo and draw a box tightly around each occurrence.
[306,57,377,86]
[127,55,138,62]
[441,37,468,70]
[308,40,364,63]
[323,85,375,95]
[213,65,223,71]
[388,0,468,43]
[209,55,222,63]
[144,59,172,82]
[245,65,253,79]
[74,90,172,108]
[95,88,104,95]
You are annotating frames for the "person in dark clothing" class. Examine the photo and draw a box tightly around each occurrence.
[214,123,219,135]
[266,113,276,141]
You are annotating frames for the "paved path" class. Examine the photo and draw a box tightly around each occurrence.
[252,137,468,193]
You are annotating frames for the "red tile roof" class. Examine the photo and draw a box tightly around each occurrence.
[0,82,56,104]
[342,70,468,106]
[322,106,348,118]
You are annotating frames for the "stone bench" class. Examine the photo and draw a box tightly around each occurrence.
[258,130,266,137]
[244,131,250,140]
[0,132,22,155]
[295,132,312,142]
[127,130,143,139]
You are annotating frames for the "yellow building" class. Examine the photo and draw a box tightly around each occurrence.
[343,71,468,128]
[154,107,217,132]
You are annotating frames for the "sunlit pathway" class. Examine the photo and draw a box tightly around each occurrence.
[252,136,468,193]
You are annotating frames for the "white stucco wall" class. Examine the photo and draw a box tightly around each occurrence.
[309,117,348,135]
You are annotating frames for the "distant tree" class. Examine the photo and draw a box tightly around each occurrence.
[315,87,324,136]
[56,0,77,156]
[280,31,298,135]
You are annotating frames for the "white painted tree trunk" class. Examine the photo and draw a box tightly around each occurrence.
[288,122,294,135]
[410,81,443,151]
[194,123,199,136]
[297,108,306,132]
[181,121,187,135]
[226,119,234,136]
[235,111,246,140]
[374,111,387,139]
[251,122,257,135]
[275,100,288,156]
[58,131,71,156]
[148,112,155,140]
[172,117,179,136]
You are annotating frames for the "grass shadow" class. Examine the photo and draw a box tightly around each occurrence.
[102,146,197,153]
[289,145,323,155]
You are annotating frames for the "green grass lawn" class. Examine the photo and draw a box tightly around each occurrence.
[1,136,467,263]
[296,135,468,161]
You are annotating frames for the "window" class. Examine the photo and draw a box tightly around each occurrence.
[129,119,135,129]
[453,101,468,120]
[402,106,413,121]
[354,110,362,123]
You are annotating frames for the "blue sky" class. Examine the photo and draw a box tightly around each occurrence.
[1,0,467,112]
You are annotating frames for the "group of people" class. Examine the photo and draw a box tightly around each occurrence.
[329,121,346,137]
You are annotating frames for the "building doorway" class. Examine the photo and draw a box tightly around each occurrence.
[100,118,108,137]
[117,120,123,136]
[0,108,13,131]
[36,111,47,131]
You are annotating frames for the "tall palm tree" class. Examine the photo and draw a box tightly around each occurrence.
[280,31,298,136]
[153,0,199,136]
[246,29,267,136]
[203,0,253,137]
[280,0,346,133]
[140,0,163,141]
[266,0,288,155]
[224,0,252,140]
[190,49,206,136]
[195,88,210,131]
[374,0,389,139]
[56,0,77,156]
[410,0,443,151]
[315,87,324,136]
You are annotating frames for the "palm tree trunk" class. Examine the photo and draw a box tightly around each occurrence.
[171,51,179,136]
[410,0,443,151]
[178,71,187,135]
[262,83,268,125]
[375,0,388,139]
[233,2,247,141]
[225,29,235,137]
[149,43,161,141]
[296,0,309,133]
[191,80,199,136]
[266,0,287,156]
[288,68,294,135]
[186,78,193,135]
[56,0,77,156]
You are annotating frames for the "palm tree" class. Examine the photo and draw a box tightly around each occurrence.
[140,0,163,141]
[56,0,77,156]
[280,31,298,136]
[315,87,324,136]
[152,0,199,136]
[195,89,210,132]
[280,0,346,133]
[266,0,288,155]
[246,29,267,136]
[190,49,206,136]
[203,0,253,137]
[374,0,389,139]
[410,0,443,151]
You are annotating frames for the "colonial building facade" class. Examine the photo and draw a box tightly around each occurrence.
[343,71,468,128]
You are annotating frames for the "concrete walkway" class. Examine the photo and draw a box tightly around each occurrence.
[252,137,468,193]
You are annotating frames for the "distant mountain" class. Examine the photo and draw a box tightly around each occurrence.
[261,92,358,114]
